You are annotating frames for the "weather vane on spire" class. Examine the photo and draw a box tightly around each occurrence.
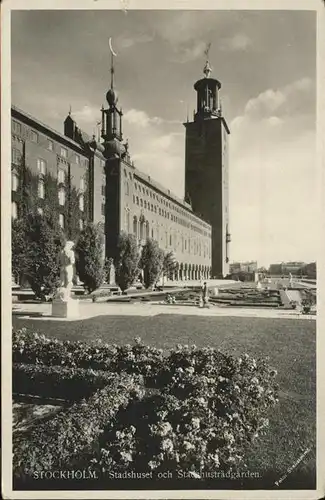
[204,42,211,60]
[203,42,212,78]
[108,37,117,90]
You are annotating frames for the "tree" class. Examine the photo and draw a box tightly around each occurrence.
[299,262,316,279]
[12,218,29,285]
[75,223,105,294]
[139,238,164,289]
[114,232,140,292]
[23,211,65,300]
[162,251,177,281]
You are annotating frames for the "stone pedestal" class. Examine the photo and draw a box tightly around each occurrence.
[52,297,79,319]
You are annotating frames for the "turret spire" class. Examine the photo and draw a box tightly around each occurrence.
[203,42,212,78]
[110,50,115,90]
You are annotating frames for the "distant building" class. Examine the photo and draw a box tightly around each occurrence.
[229,261,258,274]
[268,262,305,275]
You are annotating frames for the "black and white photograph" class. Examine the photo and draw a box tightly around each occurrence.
[1,0,324,498]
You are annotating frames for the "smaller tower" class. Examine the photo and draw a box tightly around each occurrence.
[64,107,77,140]
[101,49,124,158]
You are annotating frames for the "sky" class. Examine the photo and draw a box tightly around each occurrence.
[11,9,317,267]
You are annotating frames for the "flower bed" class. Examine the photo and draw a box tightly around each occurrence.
[88,347,278,478]
[13,328,164,384]
[12,328,279,484]
[13,363,125,401]
[13,372,144,480]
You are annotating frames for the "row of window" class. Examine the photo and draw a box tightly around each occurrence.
[11,201,85,230]
[132,194,209,238]
[12,170,85,204]
[125,212,211,257]
[11,155,85,191]
[12,129,83,164]
[132,179,209,231]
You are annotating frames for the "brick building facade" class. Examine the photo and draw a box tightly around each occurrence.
[11,53,231,281]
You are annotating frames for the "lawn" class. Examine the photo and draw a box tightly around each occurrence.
[12,314,316,489]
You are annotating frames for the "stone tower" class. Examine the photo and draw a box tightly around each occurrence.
[100,48,126,259]
[184,56,231,277]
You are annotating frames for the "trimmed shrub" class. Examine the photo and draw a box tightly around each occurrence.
[89,347,278,477]
[162,251,177,281]
[13,373,144,480]
[114,232,140,292]
[13,329,165,384]
[12,330,279,481]
[75,223,105,294]
[17,212,64,300]
[139,239,164,289]
[12,218,29,285]
[13,363,122,401]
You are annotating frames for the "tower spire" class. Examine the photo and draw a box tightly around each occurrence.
[108,37,117,90]
[110,50,114,90]
[203,42,212,78]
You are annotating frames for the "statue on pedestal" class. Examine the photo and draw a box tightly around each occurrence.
[54,241,75,302]
[52,241,79,318]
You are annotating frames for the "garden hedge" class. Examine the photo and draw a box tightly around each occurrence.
[88,345,279,477]
[13,328,165,383]
[13,328,280,480]
[13,372,144,480]
[13,363,123,401]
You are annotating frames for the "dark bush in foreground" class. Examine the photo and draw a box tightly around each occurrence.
[13,329,165,383]
[13,329,279,480]
[13,373,144,480]
[89,346,279,476]
[13,363,122,401]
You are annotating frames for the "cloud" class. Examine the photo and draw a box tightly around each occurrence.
[243,77,314,119]
[221,33,252,51]
[73,105,99,125]
[123,108,182,128]
[228,78,316,265]
[169,40,207,64]
[122,110,185,198]
[116,33,153,50]
[123,108,163,128]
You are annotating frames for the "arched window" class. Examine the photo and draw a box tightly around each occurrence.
[140,199,143,207]
[125,182,129,196]
[136,196,139,205]
[146,221,150,239]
